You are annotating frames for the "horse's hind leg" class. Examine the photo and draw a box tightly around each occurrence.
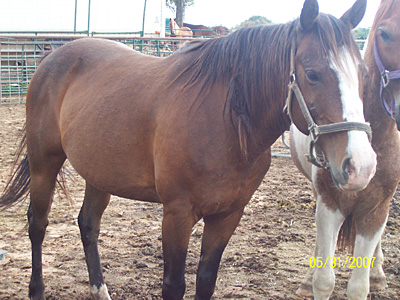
[369,239,387,290]
[195,209,244,300]
[296,268,315,297]
[28,155,66,300]
[78,183,111,300]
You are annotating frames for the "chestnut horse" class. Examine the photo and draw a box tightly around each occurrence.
[290,0,400,299]
[169,18,193,37]
[0,0,375,299]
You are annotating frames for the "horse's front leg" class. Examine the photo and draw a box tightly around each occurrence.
[369,239,387,290]
[78,183,111,300]
[347,219,387,300]
[195,209,244,300]
[312,196,345,300]
[161,201,196,300]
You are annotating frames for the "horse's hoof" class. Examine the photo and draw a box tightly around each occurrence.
[29,282,45,300]
[296,284,314,297]
[370,276,387,291]
[90,284,112,300]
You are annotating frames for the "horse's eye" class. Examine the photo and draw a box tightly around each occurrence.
[379,29,391,42]
[306,70,320,83]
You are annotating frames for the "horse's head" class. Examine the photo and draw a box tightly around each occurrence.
[288,0,376,191]
[366,0,400,129]
[170,19,177,30]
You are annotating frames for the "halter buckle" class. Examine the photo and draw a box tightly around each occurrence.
[382,70,390,88]
[308,123,320,142]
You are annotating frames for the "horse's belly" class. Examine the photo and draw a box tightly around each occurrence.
[61,120,159,202]
[67,151,160,202]
[59,82,162,201]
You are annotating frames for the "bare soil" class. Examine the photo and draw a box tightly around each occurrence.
[0,104,399,299]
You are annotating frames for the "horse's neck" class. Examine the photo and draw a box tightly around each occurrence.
[245,91,291,158]
[248,69,292,155]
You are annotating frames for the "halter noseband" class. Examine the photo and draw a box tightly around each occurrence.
[286,43,372,169]
[373,39,400,119]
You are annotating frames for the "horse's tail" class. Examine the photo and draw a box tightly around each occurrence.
[0,127,30,210]
[337,214,356,254]
[0,127,71,210]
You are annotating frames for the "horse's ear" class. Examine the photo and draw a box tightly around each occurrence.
[340,0,367,29]
[300,0,319,31]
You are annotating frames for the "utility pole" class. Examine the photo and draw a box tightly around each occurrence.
[142,0,147,37]
[74,0,78,32]
[87,0,91,35]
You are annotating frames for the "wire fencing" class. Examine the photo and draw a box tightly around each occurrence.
[0,34,192,105]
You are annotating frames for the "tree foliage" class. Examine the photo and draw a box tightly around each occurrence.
[166,0,194,27]
[166,0,195,12]
[235,16,272,29]
[353,27,370,40]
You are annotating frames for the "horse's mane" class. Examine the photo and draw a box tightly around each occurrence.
[174,13,360,156]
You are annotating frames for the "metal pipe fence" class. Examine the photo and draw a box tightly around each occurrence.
[0,34,192,104]
[0,35,367,105]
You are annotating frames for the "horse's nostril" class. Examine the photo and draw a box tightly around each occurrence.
[342,157,351,181]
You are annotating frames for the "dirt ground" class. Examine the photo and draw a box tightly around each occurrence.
[0,104,399,300]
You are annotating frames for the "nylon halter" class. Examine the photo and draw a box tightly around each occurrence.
[285,42,372,169]
[373,39,400,119]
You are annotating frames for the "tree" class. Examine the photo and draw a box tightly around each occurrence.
[166,0,194,27]
[234,16,272,29]
[353,27,370,50]
[353,27,370,40]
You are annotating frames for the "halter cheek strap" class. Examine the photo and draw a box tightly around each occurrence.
[285,43,372,169]
[373,39,400,119]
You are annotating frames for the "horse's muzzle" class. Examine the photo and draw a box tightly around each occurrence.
[332,150,377,192]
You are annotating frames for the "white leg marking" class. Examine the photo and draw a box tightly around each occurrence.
[369,239,387,290]
[90,284,112,300]
[347,217,388,300]
[313,199,345,300]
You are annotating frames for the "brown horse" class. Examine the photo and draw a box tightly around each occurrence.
[0,0,375,299]
[183,23,229,37]
[169,18,193,37]
[290,0,400,299]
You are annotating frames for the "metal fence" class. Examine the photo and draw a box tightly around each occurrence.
[0,34,367,105]
[0,34,192,105]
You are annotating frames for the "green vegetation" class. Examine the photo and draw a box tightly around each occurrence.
[353,27,370,40]
[234,16,273,29]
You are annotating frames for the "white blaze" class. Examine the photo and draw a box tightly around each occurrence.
[329,48,376,190]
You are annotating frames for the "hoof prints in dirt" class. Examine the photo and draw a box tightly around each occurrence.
[0,105,399,299]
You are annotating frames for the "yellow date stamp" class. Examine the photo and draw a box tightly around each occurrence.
[309,256,376,269]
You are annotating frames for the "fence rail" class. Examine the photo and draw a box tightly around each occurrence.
[0,35,193,104]
[0,34,367,105]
